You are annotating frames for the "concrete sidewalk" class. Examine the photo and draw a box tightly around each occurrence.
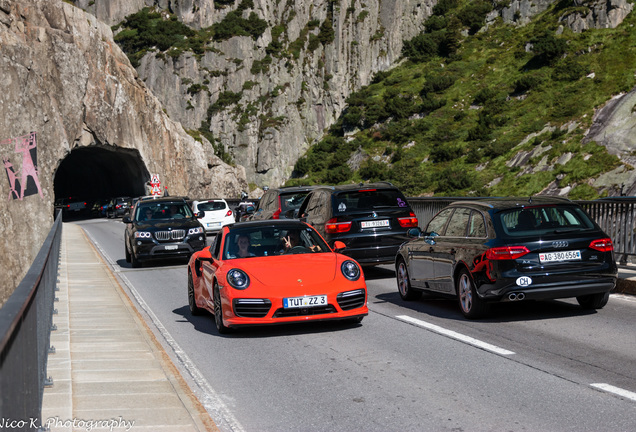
[41,223,217,432]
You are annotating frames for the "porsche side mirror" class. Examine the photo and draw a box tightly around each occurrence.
[333,240,346,251]
[195,257,213,277]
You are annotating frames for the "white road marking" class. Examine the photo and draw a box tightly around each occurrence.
[591,383,636,402]
[396,315,516,356]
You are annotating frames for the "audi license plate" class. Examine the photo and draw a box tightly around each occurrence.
[539,250,581,263]
[361,219,389,229]
[283,295,327,308]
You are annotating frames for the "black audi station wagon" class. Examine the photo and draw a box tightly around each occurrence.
[124,197,206,268]
[395,197,617,318]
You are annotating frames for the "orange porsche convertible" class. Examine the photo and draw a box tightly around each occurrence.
[187,220,369,333]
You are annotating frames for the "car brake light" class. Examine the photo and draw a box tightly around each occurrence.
[116,204,121,209]
[359,189,376,192]
[325,218,352,233]
[486,246,530,260]
[272,208,281,219]
[398,212,418,228]
[226,210,233,217]
[589,238,613,252]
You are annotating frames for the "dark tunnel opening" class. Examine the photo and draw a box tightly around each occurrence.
[54,146,149,219]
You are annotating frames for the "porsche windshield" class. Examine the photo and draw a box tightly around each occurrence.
[224,225,330,259]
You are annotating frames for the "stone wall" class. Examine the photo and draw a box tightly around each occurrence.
[0,0,246,306]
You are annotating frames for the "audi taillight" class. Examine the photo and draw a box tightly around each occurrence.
[398,212,418,228]
[325,218,352,233]
[486,246,530,260]
[589,238,613,252]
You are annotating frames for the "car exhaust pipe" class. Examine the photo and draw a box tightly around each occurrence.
[508,293,526,301]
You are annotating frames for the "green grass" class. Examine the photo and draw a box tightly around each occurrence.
[287,1,636,198]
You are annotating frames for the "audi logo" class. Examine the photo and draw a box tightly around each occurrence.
[552,241,568,248]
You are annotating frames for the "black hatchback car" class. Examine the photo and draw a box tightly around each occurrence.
[297,182,418,265]
[123,197,206,268]
[395,197,617,318]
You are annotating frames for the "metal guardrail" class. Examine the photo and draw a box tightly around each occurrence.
[0,211,62,431]
[407,197,636,264]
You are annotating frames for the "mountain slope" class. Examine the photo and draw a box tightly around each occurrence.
[287,0,636,199]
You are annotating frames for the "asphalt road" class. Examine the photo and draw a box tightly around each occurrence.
[77,218,636,432]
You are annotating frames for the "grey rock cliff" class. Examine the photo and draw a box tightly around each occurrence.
[0,0,246,305]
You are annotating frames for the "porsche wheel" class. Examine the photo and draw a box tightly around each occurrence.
[397,259,421,301]
[457,268,488,319]
[188,272,202,316]
[213,282,230,334]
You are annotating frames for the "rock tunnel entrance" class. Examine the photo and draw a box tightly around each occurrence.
[53,146,149,216]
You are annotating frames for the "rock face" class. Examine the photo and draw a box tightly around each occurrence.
[0,0,246,305]
[131,0,434,188]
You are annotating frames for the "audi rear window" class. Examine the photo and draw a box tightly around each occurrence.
[496,205,596,237]
[333,189,409,213]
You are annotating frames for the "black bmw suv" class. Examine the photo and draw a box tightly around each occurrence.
[297,182,418,265]
[123,197,206,268]
[395,197,618,318]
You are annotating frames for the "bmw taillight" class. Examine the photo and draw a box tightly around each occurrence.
[589,238,613,252]
[486,246,530,260]
[325,218,352,233]
[398,212,418,228]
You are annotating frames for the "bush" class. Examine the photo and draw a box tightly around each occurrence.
[530,31,567,65]
[323,165,352,184]
[435,165,474,192]
[553,57,587,81]
[513,74,542,93]
[421,74,455,95]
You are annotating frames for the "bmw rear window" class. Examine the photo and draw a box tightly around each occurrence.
[280,192,310,212]
[333,189,410,213]
[496,205,596,237]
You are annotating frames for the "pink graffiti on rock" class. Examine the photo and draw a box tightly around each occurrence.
[1,132,44,201]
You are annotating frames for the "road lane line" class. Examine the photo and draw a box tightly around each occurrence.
[591,383,636,402]
[396,315,516,356]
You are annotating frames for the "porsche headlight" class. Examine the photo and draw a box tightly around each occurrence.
[227,268,250,290]
[341,260,361,281]
[188,227,204,235]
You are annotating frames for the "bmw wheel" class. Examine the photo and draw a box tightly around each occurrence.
[213,281,230,334]
[457,268,488,319]
[396,259,421,301]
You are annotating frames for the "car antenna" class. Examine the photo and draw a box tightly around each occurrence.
[528,196,533,204]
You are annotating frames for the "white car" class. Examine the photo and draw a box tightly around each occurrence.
[192,199,235,233]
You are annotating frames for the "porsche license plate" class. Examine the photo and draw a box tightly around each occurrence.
[361,219,389,229]
[283,295,327,308]
[539,250,581,263]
